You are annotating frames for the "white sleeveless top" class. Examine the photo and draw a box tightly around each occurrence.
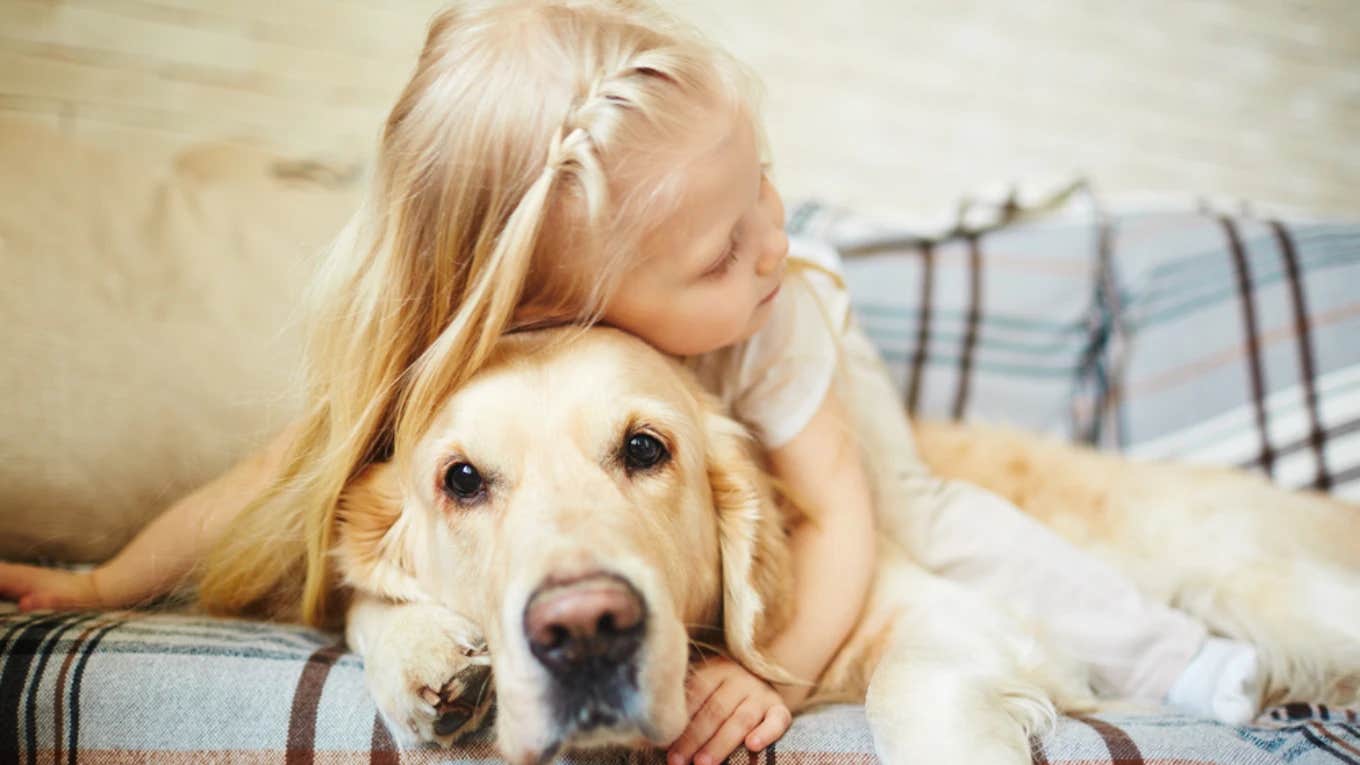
[686,236,851,448]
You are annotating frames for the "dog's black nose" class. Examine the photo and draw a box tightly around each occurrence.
[524,573,645,675]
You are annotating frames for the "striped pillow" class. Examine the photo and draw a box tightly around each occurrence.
[789,189,1360,499]
[788,184,1111,443]
[1100,210,1360,500]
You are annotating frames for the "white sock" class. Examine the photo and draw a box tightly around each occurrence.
[1165,637,1263,725]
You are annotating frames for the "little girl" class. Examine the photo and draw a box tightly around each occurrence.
[0,0,1261,760]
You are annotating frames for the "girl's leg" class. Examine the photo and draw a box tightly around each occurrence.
[885,474,1206,701]
[836,324,1227,706]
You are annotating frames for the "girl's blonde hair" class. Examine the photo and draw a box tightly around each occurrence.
[196,0,763,627]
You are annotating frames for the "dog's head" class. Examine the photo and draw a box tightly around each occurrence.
[335,327,794,764]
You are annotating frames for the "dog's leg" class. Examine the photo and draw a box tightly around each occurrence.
[1122,472,1360,707]
[1176,560,1360,708]
[347,591,495,746]
[908,418,1360,707]
[866,659,1043,765]
[855,560,1090,765]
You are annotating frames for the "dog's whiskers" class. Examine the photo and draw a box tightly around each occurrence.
[686,638,729,667]
[473,667,493,711]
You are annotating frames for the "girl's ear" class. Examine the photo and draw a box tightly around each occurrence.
[333,462,428,604]
[703,407,798,685]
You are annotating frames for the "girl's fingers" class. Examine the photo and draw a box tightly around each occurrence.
[670,677,736,765]
[693,696,767,765]
[0,562,34,599]
[684,666,725,718]
[744,703,792,751]
[0,565,94,611]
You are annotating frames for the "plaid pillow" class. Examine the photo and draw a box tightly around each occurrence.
[1102,209,1360,500]
[789,188,1360,500]
[788,182,1113,443]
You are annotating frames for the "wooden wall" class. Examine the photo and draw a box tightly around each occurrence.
[3,0,1357,215]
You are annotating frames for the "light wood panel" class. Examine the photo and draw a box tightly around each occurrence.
[3,0,1357,214]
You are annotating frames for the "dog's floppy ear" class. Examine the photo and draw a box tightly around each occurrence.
[704,407,798,685]
[333,461,428,604]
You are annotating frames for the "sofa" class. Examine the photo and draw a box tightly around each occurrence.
[2,120,1358,763]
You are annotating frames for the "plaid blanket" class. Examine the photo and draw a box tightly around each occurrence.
[3,608,1359,763]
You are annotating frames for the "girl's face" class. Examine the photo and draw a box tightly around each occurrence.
[601,109,789,357]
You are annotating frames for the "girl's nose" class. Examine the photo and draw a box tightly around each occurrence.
[756,226,788,276]
[755,174,787,277]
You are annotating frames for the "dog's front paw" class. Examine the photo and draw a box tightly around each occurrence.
[363,604,494,747]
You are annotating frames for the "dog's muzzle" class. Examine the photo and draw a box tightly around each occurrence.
[523,572,647,733]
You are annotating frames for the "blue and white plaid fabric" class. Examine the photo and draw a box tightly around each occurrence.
[3,608,1359,763]
[789,185,1360,500]
[1108,212,1360,498]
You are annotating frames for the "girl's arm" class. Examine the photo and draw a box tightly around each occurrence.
[762,389,877,707]
[666,391,876,765]
[0,423,298,610]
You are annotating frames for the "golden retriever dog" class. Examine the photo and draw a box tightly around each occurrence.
[335,326,1360,765]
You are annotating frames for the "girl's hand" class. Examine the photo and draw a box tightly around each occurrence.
[0,562,104,611]
[666,656,792,765]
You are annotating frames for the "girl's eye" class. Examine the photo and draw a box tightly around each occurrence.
[443,461,486,500]
[623,432,669,472]
[706,233,741,279]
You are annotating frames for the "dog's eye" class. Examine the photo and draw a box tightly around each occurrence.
[443,462,485,500]
[623,433,668,472]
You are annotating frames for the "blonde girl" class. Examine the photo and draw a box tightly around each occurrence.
[1,0,1260,761]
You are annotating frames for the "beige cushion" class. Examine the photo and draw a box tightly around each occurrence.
[0,117,359,562]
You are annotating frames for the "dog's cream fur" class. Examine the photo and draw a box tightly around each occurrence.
[337,326,1360,765]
